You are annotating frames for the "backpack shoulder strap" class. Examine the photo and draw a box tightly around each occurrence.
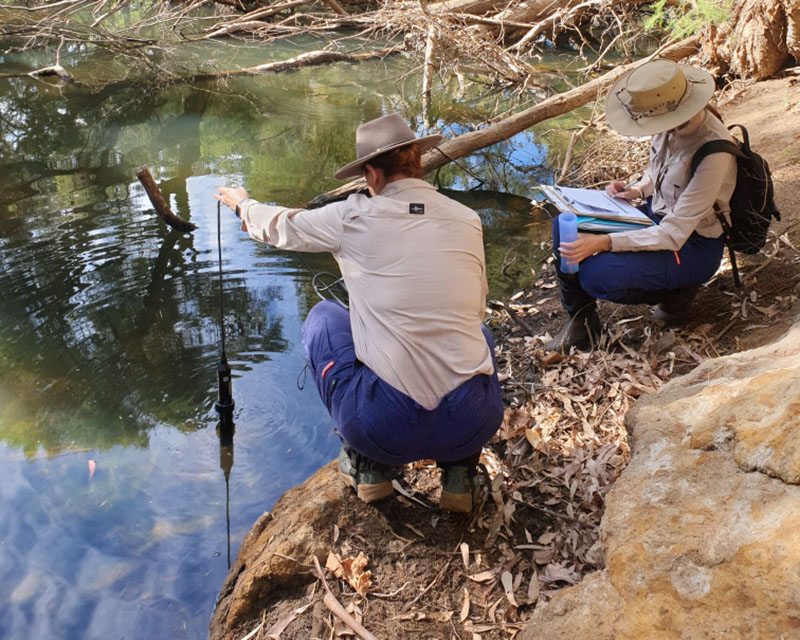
[690,139,746,178]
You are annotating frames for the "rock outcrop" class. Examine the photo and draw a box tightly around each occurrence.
[209,461,345,640]
[520,322,800,640]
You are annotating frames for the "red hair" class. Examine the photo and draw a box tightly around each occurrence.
[365,143,422,179]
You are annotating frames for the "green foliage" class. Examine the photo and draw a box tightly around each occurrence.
[643,0,731,39]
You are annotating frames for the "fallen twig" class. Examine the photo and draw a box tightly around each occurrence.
[313,556,379,640]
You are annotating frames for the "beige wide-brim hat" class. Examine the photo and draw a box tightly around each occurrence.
[605,59,715,137]
[334,113,442,180]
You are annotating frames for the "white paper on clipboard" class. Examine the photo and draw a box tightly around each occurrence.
[538,185,653,226]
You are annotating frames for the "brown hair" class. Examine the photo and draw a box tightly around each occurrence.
[365,143,422,179]
[705,103,724,123]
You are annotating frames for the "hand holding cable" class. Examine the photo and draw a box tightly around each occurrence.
[214,186,250,216]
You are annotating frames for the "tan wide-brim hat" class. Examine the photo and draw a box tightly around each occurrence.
[334,113,442,180]
[605,59,715,137]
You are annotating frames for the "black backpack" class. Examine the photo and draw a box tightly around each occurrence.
[690,124,781,286]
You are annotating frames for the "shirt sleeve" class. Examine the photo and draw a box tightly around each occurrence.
[636,168,655,199]
[239,199,345,253]
[610,152,735,252]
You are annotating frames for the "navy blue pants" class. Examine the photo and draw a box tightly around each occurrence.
[301,300,504,466]
[552,202,724,303]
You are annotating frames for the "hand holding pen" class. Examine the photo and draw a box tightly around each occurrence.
[606,179,643,200]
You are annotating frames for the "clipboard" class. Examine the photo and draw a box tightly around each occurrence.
[538,185,653,227]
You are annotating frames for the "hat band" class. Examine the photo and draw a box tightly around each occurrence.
[358,136,416,160]
[615,78,699,122]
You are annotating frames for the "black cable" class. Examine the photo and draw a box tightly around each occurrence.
[215,200,234,423]
[217,200,226,357]
[293,250,349,308]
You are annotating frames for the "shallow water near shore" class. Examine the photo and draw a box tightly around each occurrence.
[0,34,585,638]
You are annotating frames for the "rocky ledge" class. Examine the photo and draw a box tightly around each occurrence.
[521,321,800,639]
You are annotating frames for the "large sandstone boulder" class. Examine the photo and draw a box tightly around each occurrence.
[521,322,800,639]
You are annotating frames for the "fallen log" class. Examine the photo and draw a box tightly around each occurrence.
[135,166,197,232]
[428,0,511,17]
[307,36,699,207]
[28,63,71,80]
[190,46,402,81]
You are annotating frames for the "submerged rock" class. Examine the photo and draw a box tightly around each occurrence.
[520,322,800,639]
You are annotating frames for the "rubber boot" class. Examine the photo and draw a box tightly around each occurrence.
[652,286,699,325]
[544,272,601,352]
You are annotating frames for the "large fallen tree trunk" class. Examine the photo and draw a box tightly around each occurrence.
[308,36,699,207]
[701,0,799,80]
[428,0,512,16]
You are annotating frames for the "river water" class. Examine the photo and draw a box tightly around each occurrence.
[0,34,582,639]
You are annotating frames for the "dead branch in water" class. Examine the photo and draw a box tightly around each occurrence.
[190,45,402,81]
[135,166,197,232]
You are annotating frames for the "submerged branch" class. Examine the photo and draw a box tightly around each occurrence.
[190,45,402,80]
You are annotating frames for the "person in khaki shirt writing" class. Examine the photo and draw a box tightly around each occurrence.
[547,60,737,352]
[216,114,502,512]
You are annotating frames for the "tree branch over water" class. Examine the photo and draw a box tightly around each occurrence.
[308,35,700,207]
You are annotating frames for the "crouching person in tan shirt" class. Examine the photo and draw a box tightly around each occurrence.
[216,114,503,512]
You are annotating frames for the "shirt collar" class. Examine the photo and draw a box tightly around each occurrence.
[379,177,436,197]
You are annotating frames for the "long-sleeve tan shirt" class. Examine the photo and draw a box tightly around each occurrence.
[610,110,738,252]
[237,178,495,410]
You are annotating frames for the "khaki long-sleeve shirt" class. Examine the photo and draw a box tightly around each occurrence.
[237,178,495,410]
[610,110,738,252]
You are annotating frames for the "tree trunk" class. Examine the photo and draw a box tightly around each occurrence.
[702,0,798,80]
[428,0,512,16]
[308,36,699,207]
[783,0,800,62]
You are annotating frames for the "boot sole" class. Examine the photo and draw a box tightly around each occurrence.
[338,470,393,502]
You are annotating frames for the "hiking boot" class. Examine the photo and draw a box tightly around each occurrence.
[337,446,393,502]
[652,286,699,325]
[440,465,479,513]
[543,306,601,352]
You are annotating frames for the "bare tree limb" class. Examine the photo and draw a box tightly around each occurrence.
[309,36,700,206]
[135,166,197,232]
[190,46,402,80]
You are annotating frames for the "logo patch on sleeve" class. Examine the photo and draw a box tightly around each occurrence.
[409,203,425,215]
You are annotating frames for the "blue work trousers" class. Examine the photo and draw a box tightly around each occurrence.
[552,202,725,303]
[301,300,504,466]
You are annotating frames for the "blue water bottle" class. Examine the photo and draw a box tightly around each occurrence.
[558,212,579,274]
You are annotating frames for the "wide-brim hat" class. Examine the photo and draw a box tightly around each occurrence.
[334,113,442,180]
[605,59,715,137]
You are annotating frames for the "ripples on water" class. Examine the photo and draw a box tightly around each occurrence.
[0,35,573,639]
